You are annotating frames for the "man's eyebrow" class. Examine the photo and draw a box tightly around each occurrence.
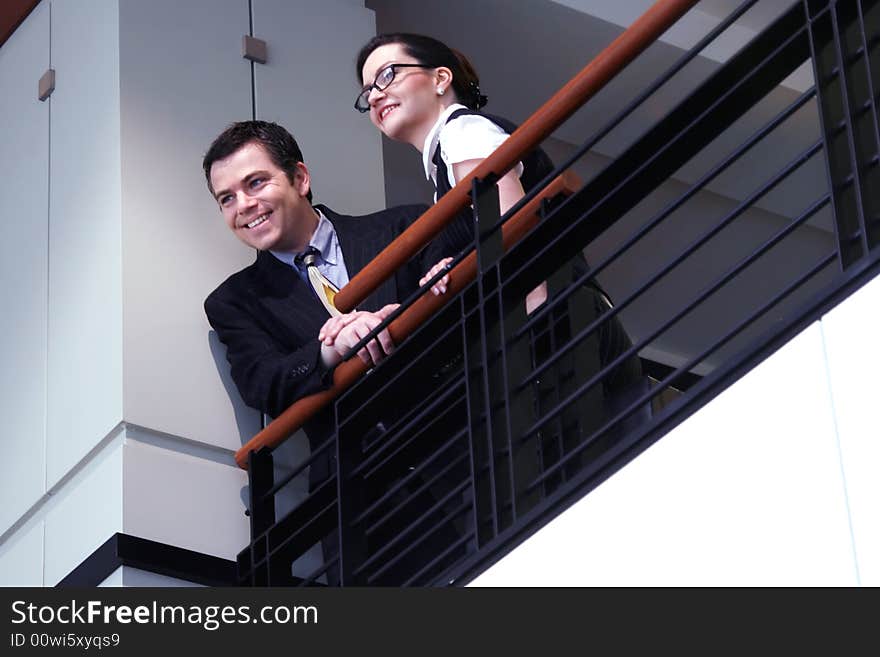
[214,169,271,200]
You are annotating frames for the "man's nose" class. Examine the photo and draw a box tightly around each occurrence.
[236,191,257,214]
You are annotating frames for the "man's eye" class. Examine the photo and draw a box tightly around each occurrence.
[219,195,233,205]
[249,177,264,188]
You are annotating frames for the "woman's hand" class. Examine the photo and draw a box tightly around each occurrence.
[420,257,454,296]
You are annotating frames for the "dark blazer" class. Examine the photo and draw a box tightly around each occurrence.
[205,203,430,459]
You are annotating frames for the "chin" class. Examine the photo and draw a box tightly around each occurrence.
[380,122,406,143]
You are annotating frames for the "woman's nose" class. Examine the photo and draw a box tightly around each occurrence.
[367,85,385,106]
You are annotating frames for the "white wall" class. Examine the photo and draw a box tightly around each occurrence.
[253,0,385,215]
[820,274,880,584]
[0,523,45,587]
[44,439,124,586]
[118,0,259,451]
[0,0,49,537]
[100,567,204,587]
[472,274,880,586]
[0,428,247,587]
[47,0,123,488]
[122,435,249,560]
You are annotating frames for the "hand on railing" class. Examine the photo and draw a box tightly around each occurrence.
[318,304,399,367]
[420,258,454,296]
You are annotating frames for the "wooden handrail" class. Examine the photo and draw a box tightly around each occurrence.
[234,0,701,468]
[334,0,700,313]
[235,170,580,467]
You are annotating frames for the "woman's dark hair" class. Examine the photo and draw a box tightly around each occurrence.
[356,33,488,110]
[202,120,313,202]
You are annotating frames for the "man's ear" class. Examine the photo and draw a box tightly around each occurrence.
[293,161,311,198]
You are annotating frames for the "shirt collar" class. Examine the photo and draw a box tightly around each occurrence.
[422,103,468,183]
[308,208,337,266]
[269,208,337,268]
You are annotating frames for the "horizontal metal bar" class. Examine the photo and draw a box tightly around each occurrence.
[401,531,475,587]
[265,496,336,564]
[353,482,470,577]
[357,442,469,528]
[353,400,466,481]
[365,501,473,585]
[349,380,465,477]
[521,190,831,442]
[526,249,836,491]
[263,434,336,500]
[513,84,818,340]
[337,318,465,432]
[518,138,824,392]
[296,555,338,588]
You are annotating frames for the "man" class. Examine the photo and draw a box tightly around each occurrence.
[203,121,430,516]
[204,120,428,419]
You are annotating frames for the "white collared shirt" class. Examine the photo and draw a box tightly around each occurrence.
[269,208,350,289]
[421,103,524,201]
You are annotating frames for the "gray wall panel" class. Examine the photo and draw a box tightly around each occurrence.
[122,439,249,560]
[47,0,123,486]
[119,0,260,449]
[0,521,44,587]
[253,0,386,215]
[0,1,49,533]
[44,440,123,586]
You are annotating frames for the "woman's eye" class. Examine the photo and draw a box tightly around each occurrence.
[377,67,394,87]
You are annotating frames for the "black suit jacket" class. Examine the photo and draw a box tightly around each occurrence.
[205,203,430,458]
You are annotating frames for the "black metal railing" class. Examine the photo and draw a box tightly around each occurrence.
[237,0,880,586]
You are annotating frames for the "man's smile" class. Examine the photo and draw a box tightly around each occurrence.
[245,212,271,229]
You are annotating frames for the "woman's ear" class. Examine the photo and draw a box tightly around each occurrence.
[435,66,453,94]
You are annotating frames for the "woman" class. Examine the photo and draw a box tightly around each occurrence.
[355,33,552,311]
[353,33,647,460]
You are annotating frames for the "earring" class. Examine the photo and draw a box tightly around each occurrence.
[437,87,445,96]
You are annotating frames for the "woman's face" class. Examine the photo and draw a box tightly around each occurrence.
[360,43,446,149]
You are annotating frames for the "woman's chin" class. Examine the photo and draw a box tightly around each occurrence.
[381,124,405,143]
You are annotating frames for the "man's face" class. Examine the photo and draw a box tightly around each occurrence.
[209,141,315,253]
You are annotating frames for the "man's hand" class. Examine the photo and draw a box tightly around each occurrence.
[420,257,454,296]
[319,304,399,367]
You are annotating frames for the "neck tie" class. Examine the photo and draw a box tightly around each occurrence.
[295,247,341,317]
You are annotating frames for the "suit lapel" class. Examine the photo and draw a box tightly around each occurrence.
[254,250,329,330]
[320,206,396,311]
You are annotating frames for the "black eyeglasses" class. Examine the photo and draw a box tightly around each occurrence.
[354,63,434,113]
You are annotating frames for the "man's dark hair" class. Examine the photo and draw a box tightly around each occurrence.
[202,120,313,202]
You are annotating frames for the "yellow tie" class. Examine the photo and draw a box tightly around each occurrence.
[298,249,341,317]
